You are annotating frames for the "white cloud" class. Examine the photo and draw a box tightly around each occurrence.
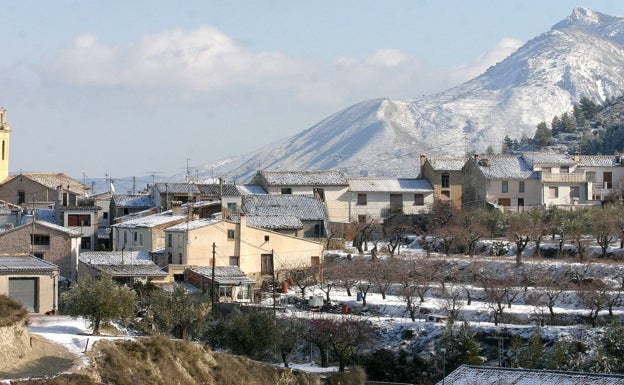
[43,26,514,109]
[449,37,524,84]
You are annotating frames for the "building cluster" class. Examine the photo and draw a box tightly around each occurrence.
[0,109,623,314]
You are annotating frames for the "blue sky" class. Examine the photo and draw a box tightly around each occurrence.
[1,1,623,183]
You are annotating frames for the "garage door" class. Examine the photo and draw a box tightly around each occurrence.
[9,277,38,312]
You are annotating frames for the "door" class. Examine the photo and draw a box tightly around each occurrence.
[9,277,38,313]
[390,194,403,213]
[604,172,612,188]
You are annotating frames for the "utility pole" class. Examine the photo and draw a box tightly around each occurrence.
[271,249,276,317]
[211,242,216,313]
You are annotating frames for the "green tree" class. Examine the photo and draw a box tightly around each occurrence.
[151,285,211,340]
[439,321,482,374]
[61,275,136,335]
[588,323,624,373]
[533,121,552,148]
[220,310,279,361]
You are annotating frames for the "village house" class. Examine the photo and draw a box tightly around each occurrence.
[163,214,324,284]
[0,255,59,314]
[0,199,24,230]
[111,211,187,255]
[78,250,168,285]
[186,266,256,303]
[522,152,582,207]
[240,194,328,239]
[249,170,350,223]
[109,193,153,224]
[576,154,624,202]
[344,177,434,222]
[0,220,81,280]
[419,155,466,208]
[462,154,542,211]
[91,190,112,250]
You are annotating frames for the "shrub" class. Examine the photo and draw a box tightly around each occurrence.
[0,294,28,327]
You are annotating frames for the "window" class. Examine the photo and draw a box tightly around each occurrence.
[167,234,172,247]
[357,215,367,224]
[560,166,570,174]
[34,253,44,259]
[542,167,551,174]
[261,254,274,275]
[281,187,292,195]
[519,181,525,193]
[103,212,108,220]
[357,193,367,205]
[440,190,451,202]
[219,286,233,298]
[570,186,580,198]
[167,252,172,264]
[124,231,127,244]
[17,191,25,205]
[227,202,238,213]
[441,173,450,188]
[313,188,325,201]
[31,234,50,245]
[548,186,559,198]
[81,236,91,250]
[134,232,138,242]
[227,229,235,240]
[139,233,143,246]
[502,181,508,193]
[67,214,91,226]
[414,194,424,206]
[264,235,270,242]
[237,285,250,300]
[518,198,524,207]
[229,256,239,266]
[311,256,320,267]
[586,171,596,182]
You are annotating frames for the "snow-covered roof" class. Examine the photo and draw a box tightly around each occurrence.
[112,212,187,228]
[35,220,82,236]
[522,152,576,167]
[190,266,256,285]
[577,155,623,167]
[440,365,624,385]
[245,214,303,229]
[166,218,222,232]
[253,170,348,186]
[153,182,201,195]
[348,178,432,193]
[112,194,153,208]
[241,194,327,221]
[0,255,59,272]
[236,184,267,195]
[197,183,241,197]
[426,157,467,171]
[79,251,167,277]
[7,173,90,195]
[473,155,539,180]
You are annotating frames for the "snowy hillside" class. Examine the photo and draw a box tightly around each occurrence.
[191,7,624,183]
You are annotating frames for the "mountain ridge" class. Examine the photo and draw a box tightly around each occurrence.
[181,7,624,183]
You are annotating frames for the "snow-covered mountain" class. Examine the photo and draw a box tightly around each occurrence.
[195,7,624,183]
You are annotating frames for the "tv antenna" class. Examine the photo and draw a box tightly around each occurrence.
[144,171,163,186]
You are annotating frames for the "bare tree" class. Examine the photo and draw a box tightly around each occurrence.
[591,205,619,259]
[346,218,379,254]
[369,258,400,300]
[482,277,508,326]
[564,208,592,262]
[284,263,320,300]
[507,211,533,265]
[579,281,610,327]
[439,282,465,322]
[383,213,416,258]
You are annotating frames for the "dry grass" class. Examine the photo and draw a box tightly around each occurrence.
[9,336,366,385]
[0,295,28,328]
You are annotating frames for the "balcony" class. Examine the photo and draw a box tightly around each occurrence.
[541,172,585,183]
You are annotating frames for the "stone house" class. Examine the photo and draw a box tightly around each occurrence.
[78,250,168,284]
[419,155,466,208]
[0,220,81,280]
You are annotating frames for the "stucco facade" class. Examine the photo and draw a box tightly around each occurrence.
[0,256,59,314]
[164,215,324,283]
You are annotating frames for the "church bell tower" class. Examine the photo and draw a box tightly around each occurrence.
[0,109,11,182]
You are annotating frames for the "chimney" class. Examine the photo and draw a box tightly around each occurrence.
[574,151,580,164]
[419,154,426,167]
[473,153,479,162]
